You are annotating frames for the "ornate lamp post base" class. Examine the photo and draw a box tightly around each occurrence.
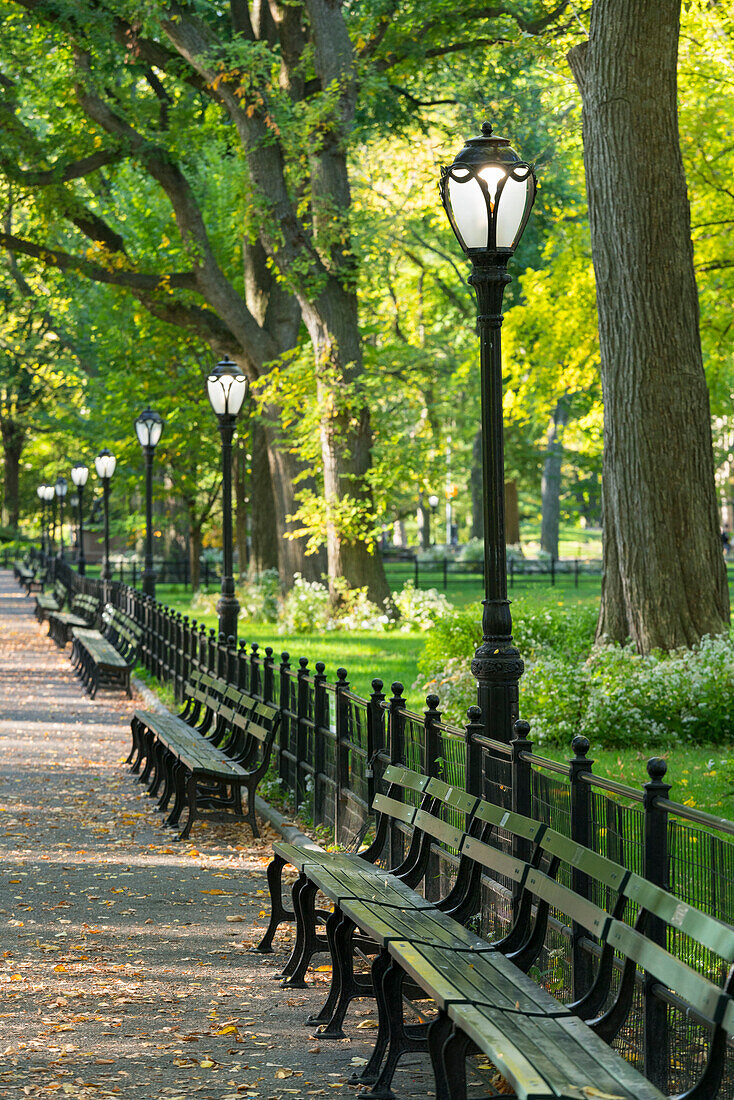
[216,594,240,642]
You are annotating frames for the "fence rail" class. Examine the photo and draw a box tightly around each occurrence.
[30,554,734,1091]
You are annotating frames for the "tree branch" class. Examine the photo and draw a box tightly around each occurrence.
[72,51,274,361]
[0,230,197,292]
[0,147,123,186]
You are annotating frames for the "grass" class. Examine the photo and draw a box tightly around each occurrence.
[539,744,733,820]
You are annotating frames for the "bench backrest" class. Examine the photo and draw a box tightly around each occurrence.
[465,798,734,1041]
[179,674,279,768]
[101,605,142,660]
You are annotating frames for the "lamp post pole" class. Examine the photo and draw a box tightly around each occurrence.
[206,356,248,642]
[37,486,46,557]
[135,409,164,599]
[439,122,536,743]
[471,253,520,742]
[42,484,54,561]
[55,477,68,561]
[95,450,116,582]
[102,479,111,581]
[71,464,89,576]
[218,415,238,638]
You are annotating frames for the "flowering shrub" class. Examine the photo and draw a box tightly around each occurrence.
[393,582,452,631]
[237,569,281,623]
[418,604,734,749]
[280,573,331,633]
[279,577,451,633]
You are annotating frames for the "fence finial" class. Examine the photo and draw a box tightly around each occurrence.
[299,656,309,670]
[572,735,590,760]
[372,678,383,693]
[337,667,348,683]
[647,757,668,781]
[315,660,326,675]
[513,719,531,740]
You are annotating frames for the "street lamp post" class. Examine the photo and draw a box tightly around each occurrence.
[439,121,536,742]
[134,408,164,599]
[55,477,68,560]
[71,463,89,575]
[37,485,47,556]
[206,356,248,641]
[95,450,117,582]
[42,483,56,557]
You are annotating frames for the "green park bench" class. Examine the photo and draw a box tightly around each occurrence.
[14,558,44,593]
[70,604,142,698]
[258,761,734,1099]
[34,578,68,623]
[47,592,100,646]
[127,669,281,841]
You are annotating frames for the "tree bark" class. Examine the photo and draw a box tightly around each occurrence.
[249,419,280,575]
[264,422,326,586]
[188,517,202,592]
[1,419,24,532]
[471,428,484,540]
[568,0,729,651]
[504,480,520,545]
[418,495,430,551]
[234,435,248,579]
[540,395,570,559]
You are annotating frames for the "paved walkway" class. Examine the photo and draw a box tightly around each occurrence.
[0,572,433,1100]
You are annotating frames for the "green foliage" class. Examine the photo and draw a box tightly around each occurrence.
[419,604,734,749]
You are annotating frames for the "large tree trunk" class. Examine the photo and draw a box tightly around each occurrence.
[418,495,430,551]
[234,435,249,579]
[540,395,570,559]
[264,419,326,587]
[470,428,483,540]
[188,515,202,591]
[505,480,520,545]
[305,291,391,608]
[568,0,729,652]
[1,419,24,532]
[250,419,280,575]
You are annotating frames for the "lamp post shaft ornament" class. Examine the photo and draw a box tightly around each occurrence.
[439,121,537,743]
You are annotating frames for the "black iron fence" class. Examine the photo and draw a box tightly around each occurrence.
[383,552,603,590]
[41,556,734,1091]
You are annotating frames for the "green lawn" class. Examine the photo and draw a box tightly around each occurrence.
[145,582,734,819]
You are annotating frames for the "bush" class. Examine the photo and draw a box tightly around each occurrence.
[393,582,452,631]
[456,538,484,563]
[280,573,331,633]
[237,569,281,623]
[418,603,734,749]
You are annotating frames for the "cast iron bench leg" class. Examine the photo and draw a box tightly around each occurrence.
[165,763,186,827]
[427,1013,458,1100]
[348,949,393,1086]
[177,772,198,840]
[254,854,294,953]
[306,909,344,1027]
[281,879,323,987]
[363,961,426,1100]
[278,875,311,982]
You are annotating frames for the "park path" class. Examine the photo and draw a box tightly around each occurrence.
[0,571,434,1100]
